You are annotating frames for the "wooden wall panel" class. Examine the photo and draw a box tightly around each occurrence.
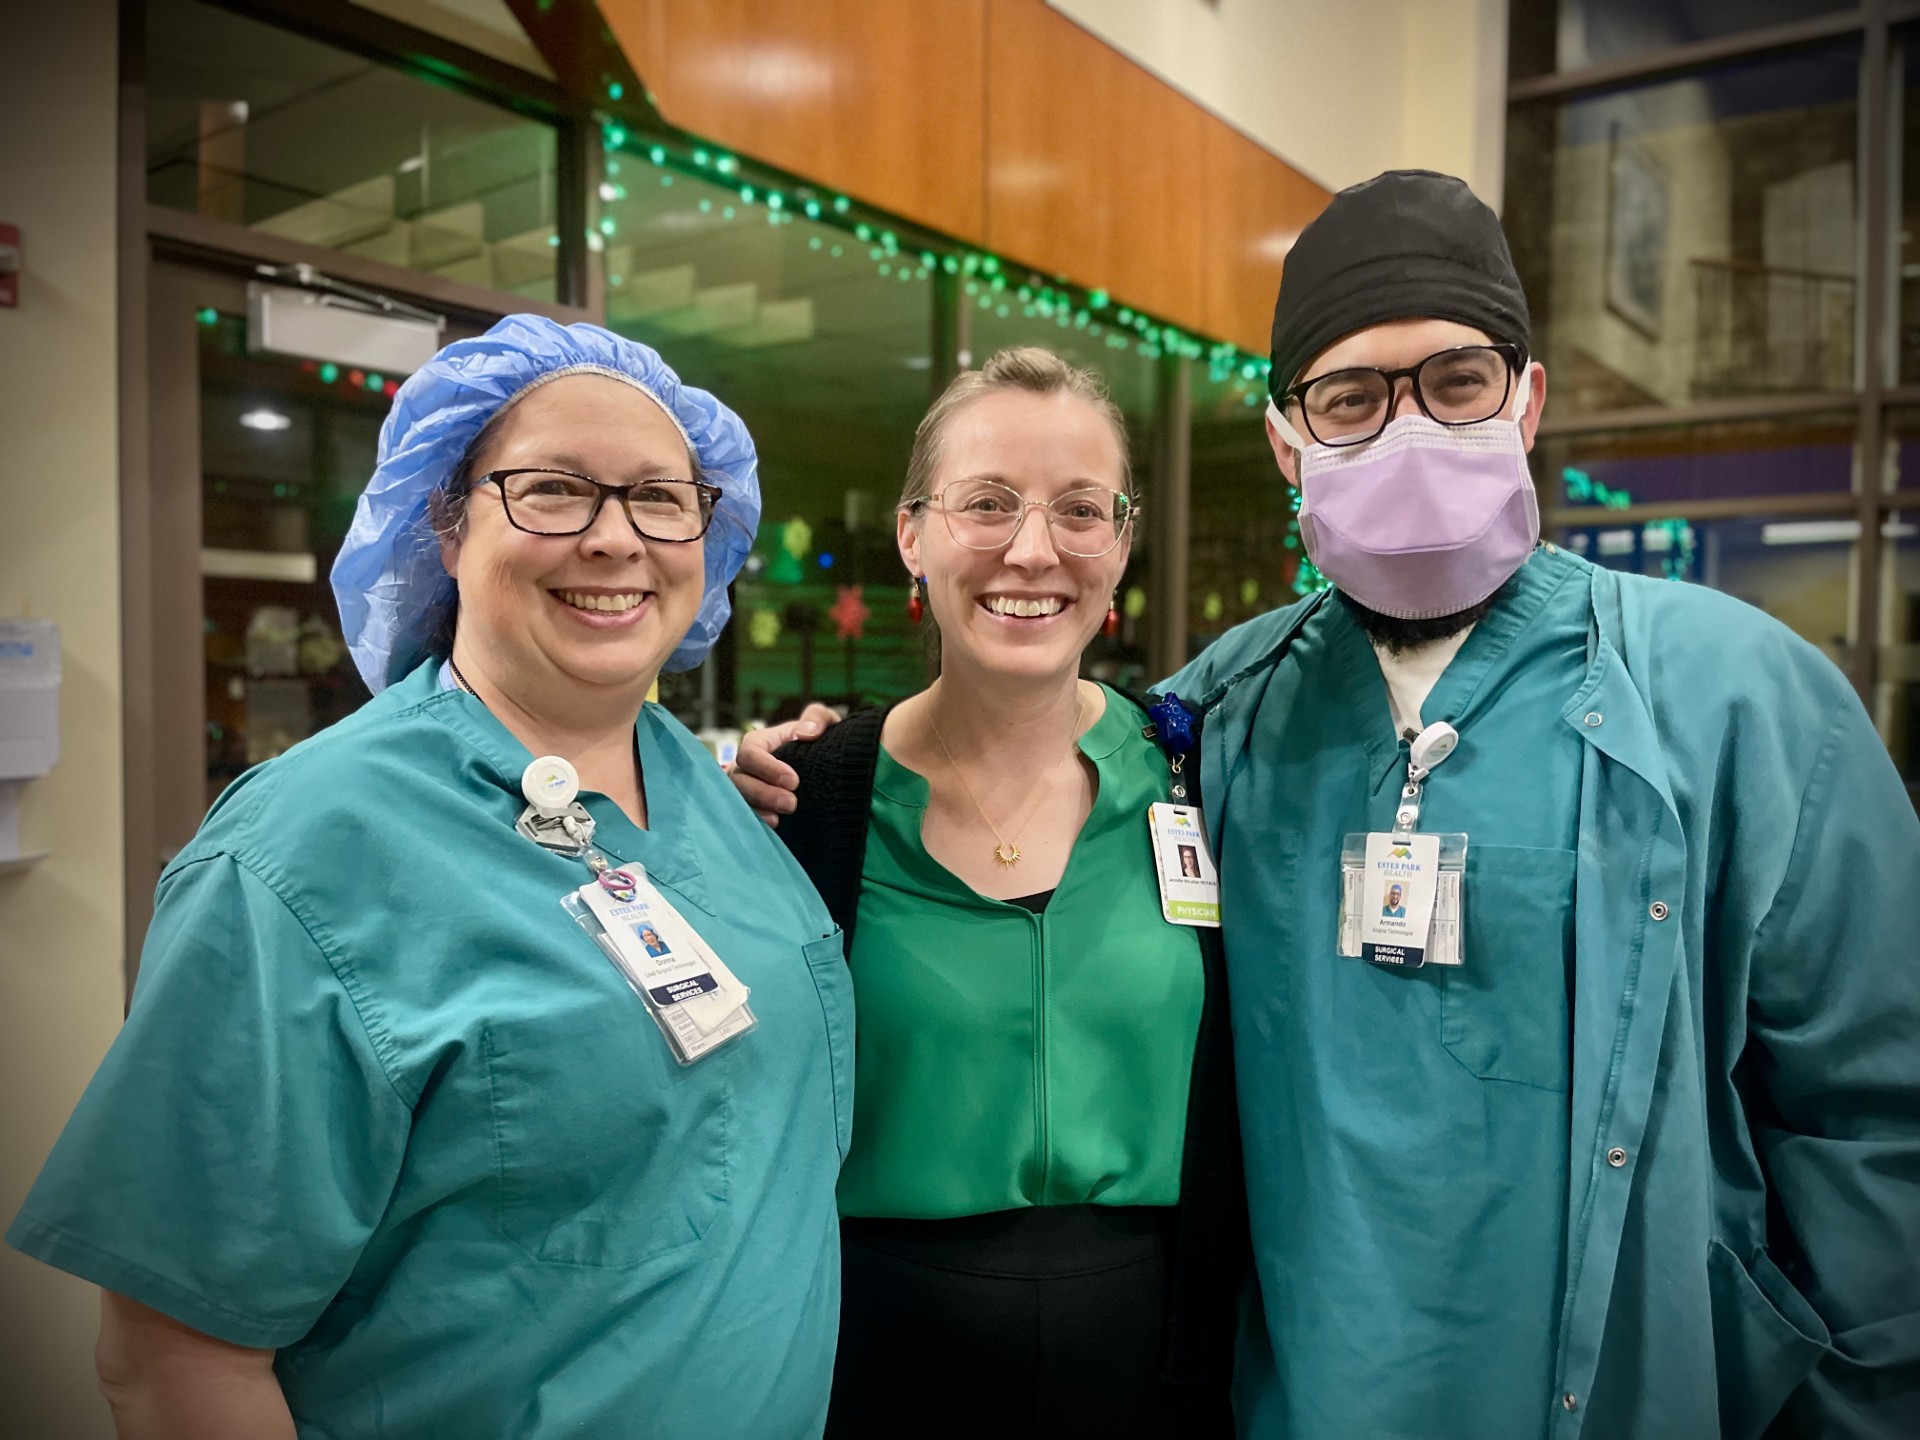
[983,0,1205,327]
[1202,119,1329,355]
[599,0,1330,354]
[599,0,987,241]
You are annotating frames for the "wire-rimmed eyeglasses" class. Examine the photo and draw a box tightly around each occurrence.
[912,479,1136,559]
[1277,342,1525,448]
[474,468,722,542]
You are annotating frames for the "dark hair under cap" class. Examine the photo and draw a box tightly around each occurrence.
[1268,169,1529,397]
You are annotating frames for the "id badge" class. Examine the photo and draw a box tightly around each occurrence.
[1148,803,1220,927]
[564,865,756,1064]
[1338,832,1468,968]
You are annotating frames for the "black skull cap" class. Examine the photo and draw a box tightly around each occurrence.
[1268,169,1529,397]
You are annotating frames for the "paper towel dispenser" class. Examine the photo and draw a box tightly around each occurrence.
[0,619,59,868]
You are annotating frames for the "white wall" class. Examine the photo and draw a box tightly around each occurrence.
[1047,0,1510,208]
[0,0,125,1434]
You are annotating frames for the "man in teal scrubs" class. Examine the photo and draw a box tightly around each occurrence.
[1161,171,1920,1438]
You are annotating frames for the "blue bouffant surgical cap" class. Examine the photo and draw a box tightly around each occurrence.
[332,314,761,692]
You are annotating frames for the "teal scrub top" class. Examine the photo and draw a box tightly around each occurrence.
[1170,548,1920,1438]
[7,662,854,1440]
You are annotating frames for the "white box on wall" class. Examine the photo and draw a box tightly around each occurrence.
[0,619,60,866]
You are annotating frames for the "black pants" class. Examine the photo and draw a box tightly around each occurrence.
[827,1205,1233,1439]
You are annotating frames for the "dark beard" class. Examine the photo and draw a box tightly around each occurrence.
[1337,581,1509,656]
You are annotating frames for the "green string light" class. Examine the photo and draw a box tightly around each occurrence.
[596,123,1278,430]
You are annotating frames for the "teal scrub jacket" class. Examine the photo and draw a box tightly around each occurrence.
[7,662,855,1439]
[1166,550,1920,1439]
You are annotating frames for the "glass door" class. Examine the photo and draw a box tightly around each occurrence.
[132,258,485,929]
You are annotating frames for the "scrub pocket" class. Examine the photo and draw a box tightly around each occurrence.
[1438,844,1575,1092]
[1707,1239,1831,1440]
[804,930,855,1162]
[483,1008,731,1268]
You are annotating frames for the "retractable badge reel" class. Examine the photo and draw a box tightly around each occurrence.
[515,755,598,857]
[516,754,757,1065]
[1339,722,1470,968]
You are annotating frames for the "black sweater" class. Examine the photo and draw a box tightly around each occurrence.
[773,698,1250,1393]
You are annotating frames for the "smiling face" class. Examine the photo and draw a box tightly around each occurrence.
[439,374,703,698]
[900,387,1131,686]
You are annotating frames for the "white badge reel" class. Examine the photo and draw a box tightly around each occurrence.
[515,755,598,855]
[1338,723,1470,969]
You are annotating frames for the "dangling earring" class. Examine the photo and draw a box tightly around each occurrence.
[1103,595,1120,638]
[907,577,925,624]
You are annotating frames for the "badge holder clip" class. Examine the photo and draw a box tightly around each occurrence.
[1338,723,1468,968]
[514,754,599,856]
[1144,693,1221,928]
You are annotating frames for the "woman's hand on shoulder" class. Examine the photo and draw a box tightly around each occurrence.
[729,703,842,825]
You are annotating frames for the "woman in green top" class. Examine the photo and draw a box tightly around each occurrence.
[746,348,1246,1436]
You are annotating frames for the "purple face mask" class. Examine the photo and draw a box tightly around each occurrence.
[1268,370,1538,620]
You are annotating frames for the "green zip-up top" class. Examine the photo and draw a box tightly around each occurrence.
[836,687,1206,1220]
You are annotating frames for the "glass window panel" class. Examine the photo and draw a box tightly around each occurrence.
[1558,511,1857,674]
[1887,405,1920,495]
[1187,360,1305,660]
[1879,512,1920,809]
[966,303,1160,693]
[346,0,555,79]
[148,0,561,300]
[1899,28,1920,384]
[596,151,936,733]
[198,313,381,806]
[1511,0,1855,79]
[1535,413,1856,511]
[1505,43,1861,417]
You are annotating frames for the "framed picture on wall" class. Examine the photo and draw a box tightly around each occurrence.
[1605,122,1670,339]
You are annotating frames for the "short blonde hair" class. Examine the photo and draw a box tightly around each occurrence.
[899,346,1133,513]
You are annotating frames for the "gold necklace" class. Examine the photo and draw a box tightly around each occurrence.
[928,685,1087,867]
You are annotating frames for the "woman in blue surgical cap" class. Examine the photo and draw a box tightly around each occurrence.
[6,317,854,1440]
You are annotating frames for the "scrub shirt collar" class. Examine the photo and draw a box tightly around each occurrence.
[876,681,1132,809]
[413,659,712,908]
[872,681,1134,906]
[1321,543,1584,791]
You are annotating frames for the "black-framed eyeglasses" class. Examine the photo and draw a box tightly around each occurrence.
[475,468,722,541]
[1279,342,1525,448]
